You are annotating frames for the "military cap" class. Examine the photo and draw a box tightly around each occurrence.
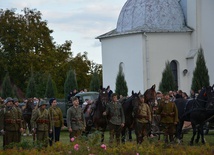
[4,97,13,104]
[39,100,48,106]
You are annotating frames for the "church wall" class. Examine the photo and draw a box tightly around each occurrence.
[101,34,145,95]
[146,32,191,93]
[200,0,214,85]
[187,0,214,86]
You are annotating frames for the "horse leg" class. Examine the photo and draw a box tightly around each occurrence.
[200,125,206,144]
[128,128,132,142]
[195,125,200,143]
[190,124,196,145]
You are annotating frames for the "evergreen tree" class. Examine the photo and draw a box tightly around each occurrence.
[64,69,78,100]
[90,72,100,91]
[191,48,210,92]
[1,72,14,98]
[45,74,57,98]
[26,72,37,98]
[159,61,177,93]
[115,63,128,97]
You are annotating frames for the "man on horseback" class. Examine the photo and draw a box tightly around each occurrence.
[156,93,179,143]
[134,94,152,144]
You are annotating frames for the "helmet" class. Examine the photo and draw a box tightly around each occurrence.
[39,100,48,106]
[13,98,19,103]
[4,97,13,104]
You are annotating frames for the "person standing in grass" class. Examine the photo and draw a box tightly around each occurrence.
[67,97,85,141]
[48,98,65,146]
[31,100,52,147]
[103,93,125,145]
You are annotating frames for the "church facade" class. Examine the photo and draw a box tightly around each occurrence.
[97,0,214,95]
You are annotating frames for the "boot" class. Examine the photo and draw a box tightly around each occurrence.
[169,135,174,143]
[164,135,169,143]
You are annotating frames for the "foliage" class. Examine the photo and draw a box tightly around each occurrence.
[0,8,102,98]
[44,74,57,98]
[159,61,177,93]
[115,63,128,97]
[26,70,37,98]
[1,133,214,155]
[64,69,78,100]
[191,48,210,92]
[90,72,100,91]
[1,72,14,98]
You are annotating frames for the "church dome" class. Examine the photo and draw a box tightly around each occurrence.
[116,0,187,32]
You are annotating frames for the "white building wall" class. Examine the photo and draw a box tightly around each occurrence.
[187,0,214,86]
[101,34,145,95]
[201,0,214,85]
[146,33,191,93]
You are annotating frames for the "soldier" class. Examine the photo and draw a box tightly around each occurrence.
[67,96,85,140]
[13,98,25,142]
[31,100,52,147]
[156,93,179,143]
[0,97,23,149]
[103,93,125,145]
[134,94,151,144]
[48,98,64,146]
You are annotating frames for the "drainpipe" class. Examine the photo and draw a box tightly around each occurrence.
[143,32,150,89]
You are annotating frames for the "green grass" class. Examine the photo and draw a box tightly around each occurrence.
[0,129,214,150]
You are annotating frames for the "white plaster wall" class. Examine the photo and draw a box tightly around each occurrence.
[201,0,214,85]
[101,34,145,95]
[146,32,191,93]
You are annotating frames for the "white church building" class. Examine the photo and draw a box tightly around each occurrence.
[97,0,214,95]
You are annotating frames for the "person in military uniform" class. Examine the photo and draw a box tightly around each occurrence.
[103,93,125,145]
[31,100,52,147]
[67,96,85,140]
[156,93,179,143]
[0,97,23,149]
[13,98,25,142]
[48,98,64,146]
[133,94,152,144]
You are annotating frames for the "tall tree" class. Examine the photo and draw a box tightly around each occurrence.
[115,63,128,97]
[64,69,78,100]
[191,48,210,92]
[26,71,37,98]
[159,61,177,93]
[1,72,14,98]
[45,74,57,98]
[90,72,100,91]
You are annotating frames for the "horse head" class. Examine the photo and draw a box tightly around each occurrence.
[25,98,35,111]
[143,84,157,107]
[95,88,109,113]
[131,90,141,108]
[205,85,214,110]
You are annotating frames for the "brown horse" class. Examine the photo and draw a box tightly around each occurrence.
[22,98,35,134]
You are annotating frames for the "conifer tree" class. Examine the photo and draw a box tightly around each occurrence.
[159,61,177,93]
[191,48,210,92]
[90,72,100,91]
[115,63,128,97]
[45,74,57,98]
[64,69,78,100]
[1,72,14,98]
[26,71,37,98]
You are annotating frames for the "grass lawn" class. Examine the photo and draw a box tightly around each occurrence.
[0,128,214,150]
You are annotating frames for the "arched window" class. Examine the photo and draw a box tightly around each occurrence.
[170,60,178,89]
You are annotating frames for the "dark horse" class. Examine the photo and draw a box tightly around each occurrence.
[22,98,35,134]
[175,85,214,144]
[91,88,109,142]
[121,91,140,143]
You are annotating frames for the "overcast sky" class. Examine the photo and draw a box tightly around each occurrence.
[1,0,126,64]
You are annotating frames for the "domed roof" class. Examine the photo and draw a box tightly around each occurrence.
[116,0,187,32]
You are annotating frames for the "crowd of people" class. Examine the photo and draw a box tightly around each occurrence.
[0,87,200,149]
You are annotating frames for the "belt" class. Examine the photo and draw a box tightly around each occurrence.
[4,119,16,124]
[36,119,50,124]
